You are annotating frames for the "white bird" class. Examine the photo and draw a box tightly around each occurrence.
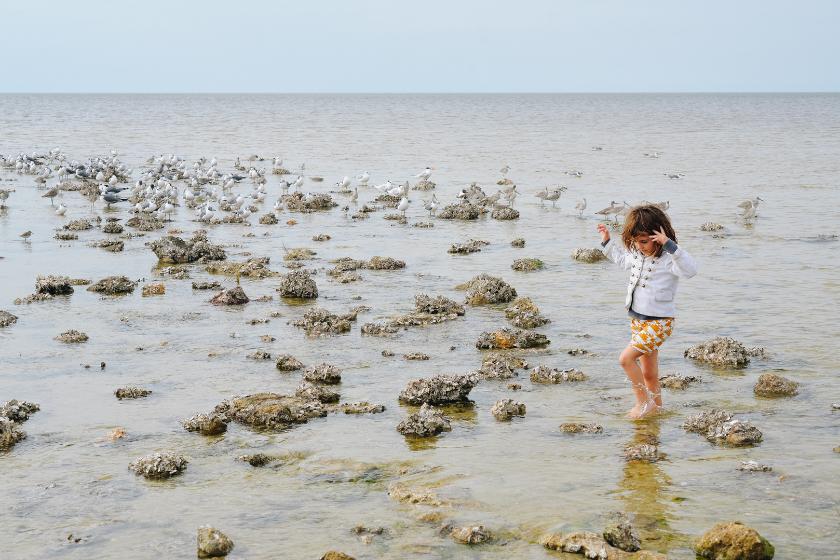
[643,152,661,158]
[55,203,67,216]
[739,201,757,220]
[575,198,587,217]
[272,157,283,167]
[373,181,398,193]
[337,176,351,191]
[564,171,583,178]
[210,157,218,167]
[413,167,434,182]
[355,171,370,184]
[161,202,175,221]
[423,194,440,216]
[350,188,358,202]
[664,173,684,179]
[737,197,763,211]
[293,175,305,190]
[535,187,549,205]
[397,196,409,215]
[500,166,510,175]
[274,198,285,212]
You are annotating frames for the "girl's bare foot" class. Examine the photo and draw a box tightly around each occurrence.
[626,401,659,419]
[637,403,661,418]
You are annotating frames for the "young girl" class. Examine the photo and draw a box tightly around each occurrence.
[597,205,698,418]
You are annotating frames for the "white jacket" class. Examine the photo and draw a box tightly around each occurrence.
[601,238,698,318]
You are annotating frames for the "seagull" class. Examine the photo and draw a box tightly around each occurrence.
[273,198,285,212]
[575,198,587,217]
[56,203,67,216]
[355,171,370,184]
[398,196,409,216]
[413,167,434,182]
[272,157,283,168]
[337,176,351,192]
[373,181,398,193]
[656,201,669,212]
[664,173,684,179]
[100,193,123,208]
[500,166,510,175]
[20,231,32,242]
[279,180,291,194]
[643,152,661,158]
[564,171,583,177]
[293,175,305,190]
[161,202,175,221]
[43,186,59,205]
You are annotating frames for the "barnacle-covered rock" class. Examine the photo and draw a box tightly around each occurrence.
[141,283,165,296]
[739,460,773,472]
[477,326,549,349]
[0,418,27,447]
[114,387,151,399]
[700,222,724,231]
[197,525,234,557]
[128,452,188,479]
[659,373,701,390]
[275,354,305,371]
[603,521,641,552]
[448,239,487,254]
[398,373,478,405]
[396,403,452,437]
[492,207,519,220]
[504,296,550,329]
[559,423,603,434]
[511,258,544,271]
[753,373,799,397]
[438,203,481,220]
[296,381,340,404]
[150,235,226,264]
[63,218,93,231]
[684,336,764,366]
[277,270,318,298]
[180,413,228,435]
[404,352,429,360]
[247,350,272,360]
[473,353,528,380]
[571,248,607,262]
[209,286,249,305]
[0,310,19,327]
[35,275,73,295]
[368,256,405,270]
[625,444,660,462]
[214,393,326,427]
[361,322,399,335]
[87,238,124,252]
[414,294,465,316]
[328,402,387,414]
[491,399,526,420]
[206,257,278,278]
[301,363,342,385]
[511,238,525,248]
[282,192,337,210]
[55,232,78,240]
[54,329,88,343]
[530,365,587,383]
[681,409,763,445]
[293,307,351,336]
[456,273,517,305]
[125,214,164,231]
[193,281,222,290]
[87,275,136,294]
[103,222,123,234]
[0,399,40,422]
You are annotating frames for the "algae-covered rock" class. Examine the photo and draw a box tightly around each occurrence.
[296,381,340,404]
[456,273,517,305]
[301,363,342,385]
[0,311,19,328]
[150,235,226,264]
[206,257,278,278]
[278,270,318,298]
[684,337,762,366]
[87,275,136,294]
[214,393,326,427]
[491,399,526,420]
[682,409,763,445]
[35,275,73,295]
[753,374,798,397]
[180,413,228,435]
[530,365,587,383]
[128,452,188,479]
[398,373,478,405]
[275,354,305,371]
[559,422,603,434]
[692,521,775,560]
[209,287,249,305]
[114,387,151,399]
[476,326,549,349]
[197,525,234,557]
[54,329,88,343]
[572,248,607,262]
[396,403,452,437]
[539,531,669,559]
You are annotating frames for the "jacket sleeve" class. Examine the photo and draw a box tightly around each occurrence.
[667,244,698,279]
[601,238,633,270]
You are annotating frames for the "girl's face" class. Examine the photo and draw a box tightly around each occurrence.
[633,233,659,256]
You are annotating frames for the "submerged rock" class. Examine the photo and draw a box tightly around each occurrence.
[35,275,74,295]
[197,525,234,557]
[473,353,528,380]
[504,296,550,329]
[701,222,724,231]
[659,373,702,390]
[388,293,465,328]
[368,256,405,270]
[456,273,517,305]
[477,326,549,349]
[438,202,481,220]
[214,393,326,427]
[511,258,544,271]
[87,275,136,294]
[0,311,19,328]
[396,403,452,437]
[293,307,352,336]
[0,418,27,447]
[206,257,278,278]
[150,235,226,264]
[209,286,249,305]
[682,409,763,445]
[604,521,641,552]
[388,482,441,505]
[128,452,188,479]
[180,413,228,435]
[275,354,305,371]
[684,336,764,366]
[301,363,342,385]
[193,281,223,290]
[404,352,429,360]
[398,373,478,405]
[141,283,165,296]
[491,399,526,420]
[14,293,53,305]
[448,239,488,254]
[753,373,799,397]
[63,218,93,231]
[492,207,519,220]
[451,525,492,544]
[692,521,774,560]
[277,270,319,298]
[328,402,387,414]
[624,444,660,462]
[0,399,40,422]
[572,248,607,262]
[87,238,124,252]
[54,329,88,343]
[739,460,773,472]
[125,214,164,231]
[284,248,317,261]
[54,232,78,240]
[114,387,151,400]
[296,381,340,404]
[560,423,603,434]
[540,531,668,559]
[511,237,525,248]
[247,350,272,360]
[361,322,399,335]
[530,365,587,383]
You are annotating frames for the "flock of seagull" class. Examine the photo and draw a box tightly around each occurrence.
[0,150,766,243]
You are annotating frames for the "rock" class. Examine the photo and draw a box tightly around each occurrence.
[511,237,525,248]
[312,234,331,241]
[327,402,386,414]
[450,525,492,544]
[368,256,405,270]
[504,296,550,329]
[293,307,352,336]
[125,214,164,231]
[197,525,234,557]
[69,278,92,285]
[275,354,305,371]
[261,334,276,341]
[141,283,165,296]
[0,418,27,447]
[14,293,53,305]
[128,452,188,478]
[301,363,342,385]
[572,248,607,262]
[398,373,478,405]
[387,482,441,505]
[492,207,519,220]
[54,329,88,343]
[236,453,277,467]
[320,553,355,560]
[193,281,222,290]
[150,235,226,264]
[701,222,724,231]
[684,337,762,366]
[35,275,73,295]
[456,273,517,305]
[87,275,136,294]
[387,294,465,328]
[284,248,317,261]
[412,221,434,227]
[245,318,269,325]
[438,203,481,220]
[382,350,395,357]
[530,365,587,383]
[507,383,521,390]
[404,352,429,360]
[692,521,775,560]
[54,232,78,240]
[477,327,549,349]
[259,213,278,225]
[396,403,452,437]
[247,351,272,360]
[206,257,278,278]
[659,373,702,390]
[625,444,660,462]
[557,422,603,435]
[361,322,399,335]
[448,239,489,254]
[491,399,526,419]
[214,393,326,427]
[103,222,123,234]
[739,460,772,472]
[180,413,228,435]
[511,258,544,271]
[63,219,93,231]
[209,287,249,305]
[0,310,18,327]
[604,521,642,552]
[413,180,435,190]
[0,399,40,423]
[540,531,669,559]
[473,356,520,380]
[278,270,318,298]
[114,387,151,399]
[87,238,124,252]
[296,381,340,403]
[681,409,763,445]
[282,192,337,210]
[753,374,798,397]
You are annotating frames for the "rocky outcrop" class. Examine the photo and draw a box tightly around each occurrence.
[180,413,228,435]
[0,399,39,448]
[682,409,763,445]
[150,235,226,264]
[477,327,549,349]
[559,423,603,434]
[491,399,526,419]
[301,363,342,385]
[282,192,337,210]
[540,531,668,559]
[398,373,478,405]
[296,381,340,403]
[35,275,74,295]
[361,322,399,335]
[209,287,249,305]
[473,353,529,380]
[54,330,88,343]
[87,275,136,294]
[214,393,326,427]
[692,521,775,560]
[438,203,481,220]
[275,354,305,371]
[396,403,452,437]
[206,257,278,279]
[387,293,465,329]
[684,337,764,366]
[530,365,587,383]
[572,248,607,262]
[278,270,318,298]
[753,374,798,397]
[128,452,188,479]
[0,311,17,328]
[115,387,151,399]
[197,525,234,557]
[504,296,550,329]
[456,274,517,305]
[63,218,93,231]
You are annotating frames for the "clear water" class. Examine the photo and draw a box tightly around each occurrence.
[1,94,839,559]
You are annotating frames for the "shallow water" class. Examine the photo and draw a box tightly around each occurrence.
[1,93,839,559]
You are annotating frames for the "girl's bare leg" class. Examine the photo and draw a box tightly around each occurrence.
[639,349,662,407]
[619,345,658,418]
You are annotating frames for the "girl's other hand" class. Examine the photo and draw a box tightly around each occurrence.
[597,223,610,243]
[650,226,670,247]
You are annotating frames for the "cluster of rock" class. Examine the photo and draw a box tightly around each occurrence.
[214,393,326,427]
[87,275,136,294]
[388,293,466,328]
[36,275,74,295]
[477,326,550,349]
[55,232,78,240]
[511,258,544,271]
[293,307,355,336]
[1,399,40,448]
[472,353,529,380]
[115,387,152,399]
[277,270,319,298]
[396,404,452,437]
[540,531,668,559]
[684,336,765,366]
[625,444,660,462]
[530,365,587,383]
[128,452,188,479]
[205,257,278,278]
[259,213,278,225]
[572,248,607,262]
[681,409,763,445]
[302,363,342,384]
[296,381,339,404]
[456,274,517,305]
[504,296,550,329]
[209,287,249,305]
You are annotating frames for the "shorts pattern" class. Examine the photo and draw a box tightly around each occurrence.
[630,318,674,355]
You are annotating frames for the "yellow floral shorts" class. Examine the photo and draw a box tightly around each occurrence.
[630,318,674,354]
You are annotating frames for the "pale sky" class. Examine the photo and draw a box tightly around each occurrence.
[3,0,838,93]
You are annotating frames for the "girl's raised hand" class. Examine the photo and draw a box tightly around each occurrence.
[597,223,610,243]
[650,226,670,246]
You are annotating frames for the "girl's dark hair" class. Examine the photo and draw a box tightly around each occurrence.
[622,204,677,256]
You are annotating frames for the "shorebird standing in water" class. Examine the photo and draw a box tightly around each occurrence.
[20,231,32,242]
[575,198,587,217]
